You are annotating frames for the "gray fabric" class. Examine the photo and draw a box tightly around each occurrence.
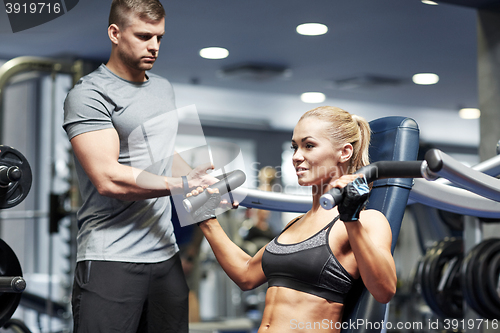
[63,64,179,263]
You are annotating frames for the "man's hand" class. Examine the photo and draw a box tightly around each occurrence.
[186,163,218,191]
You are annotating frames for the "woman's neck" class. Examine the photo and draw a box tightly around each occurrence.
[310,168,349,211]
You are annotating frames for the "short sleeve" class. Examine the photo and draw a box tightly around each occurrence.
[63,84,115,140]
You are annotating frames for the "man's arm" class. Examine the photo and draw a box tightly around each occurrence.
[70,128,214,201]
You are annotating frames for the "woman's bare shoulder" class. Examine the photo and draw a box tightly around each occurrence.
[359,209,393,243]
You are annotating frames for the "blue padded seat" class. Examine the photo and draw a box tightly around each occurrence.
[341,116,420,333]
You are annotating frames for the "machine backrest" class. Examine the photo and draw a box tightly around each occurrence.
[341,116,420,333]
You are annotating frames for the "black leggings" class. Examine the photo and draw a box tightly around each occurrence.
[72,254,189,333]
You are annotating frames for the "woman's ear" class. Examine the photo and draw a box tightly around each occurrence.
[339,143,353,163]
[108,24,120,45]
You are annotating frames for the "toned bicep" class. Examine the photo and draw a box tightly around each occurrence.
[70,128,121,186]
[247,245,268,287]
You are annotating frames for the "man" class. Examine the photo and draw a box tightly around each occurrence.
[63,1,214,332]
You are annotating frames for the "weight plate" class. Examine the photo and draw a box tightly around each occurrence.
[487,252,500,305]
[461,238,498,319]
[475,239,500,318]
[420,241,446,316]
[461,239,488,317]
[0,146,32,209]
[0,238,23,327]
[420,238,463,318]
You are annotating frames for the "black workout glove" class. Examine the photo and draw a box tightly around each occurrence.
[338,176,370,222]
[192,191,222,223]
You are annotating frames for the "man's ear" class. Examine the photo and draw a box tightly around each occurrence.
[339,143,353,163]
[108,24,120,44]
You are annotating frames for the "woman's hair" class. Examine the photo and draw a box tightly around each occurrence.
[109,0,165,28]
[299,106,371,173]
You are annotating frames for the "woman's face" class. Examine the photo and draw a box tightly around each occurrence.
[291,117,350,188]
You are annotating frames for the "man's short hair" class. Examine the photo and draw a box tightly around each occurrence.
[109,0,165,28]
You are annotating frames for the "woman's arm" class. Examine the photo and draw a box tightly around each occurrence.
[345,210,397,304]
[329,174,397,304]
[198,218,268,290]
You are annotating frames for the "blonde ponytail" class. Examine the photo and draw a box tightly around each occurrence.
[350,115,371,172]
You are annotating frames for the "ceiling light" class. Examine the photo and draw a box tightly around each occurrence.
[421,0,439,5]
[412,73,439,85]
[459,108,480,119]
[301,92,326,103]
[199,47,229,59]
[296,23,328,36]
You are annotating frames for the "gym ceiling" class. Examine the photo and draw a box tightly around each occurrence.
[0,0,499,118]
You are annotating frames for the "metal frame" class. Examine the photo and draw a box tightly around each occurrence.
[0,56,83,141]
[237,149,500,219]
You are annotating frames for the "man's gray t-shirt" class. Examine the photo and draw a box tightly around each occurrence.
[63,64,179,263]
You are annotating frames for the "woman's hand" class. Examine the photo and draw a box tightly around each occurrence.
[186,186,238,223]
[186,186,222,222]
[328,174,370,222]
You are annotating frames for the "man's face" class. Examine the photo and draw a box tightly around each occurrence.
[116,14,165,72]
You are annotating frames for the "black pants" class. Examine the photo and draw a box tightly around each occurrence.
[72,254,189,333]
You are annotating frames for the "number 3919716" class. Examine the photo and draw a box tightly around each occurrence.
[5,2,61,14]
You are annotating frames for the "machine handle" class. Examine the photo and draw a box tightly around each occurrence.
[320,161,424,210]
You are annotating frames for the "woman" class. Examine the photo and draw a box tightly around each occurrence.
[191,106,397,333]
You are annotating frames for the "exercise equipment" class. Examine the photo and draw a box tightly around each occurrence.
[183,170,246,213]
[0,239,25,327]
[414,237,500,320]
[0,146,32,329]
[2,318,33,333]
[320,160,423,210]
[321,148,500,212]
[0,146,32,209]
[0,57,85,140]
[416,238,463,319]
[409,154,500,218]
[319,149,500,320]
[340,117,419,333]
[461,238,500,319]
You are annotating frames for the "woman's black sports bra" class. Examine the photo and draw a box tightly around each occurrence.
[261,215,356,304]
